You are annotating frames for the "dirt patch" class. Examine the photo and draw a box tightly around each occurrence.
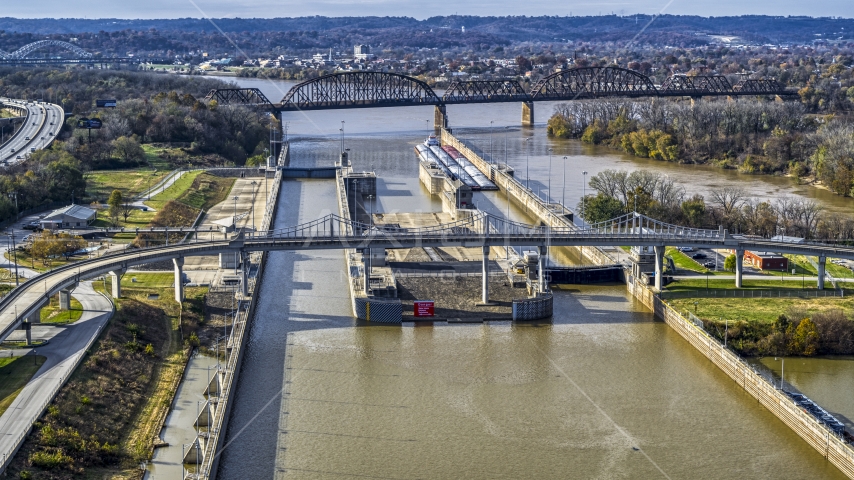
[397,276,528,320]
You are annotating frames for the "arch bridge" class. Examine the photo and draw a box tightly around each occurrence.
[1,211,851,343]
[0,40,93,60]
[204,67,797,126]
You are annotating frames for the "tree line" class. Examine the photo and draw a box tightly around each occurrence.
[704,309,854,356]
[550,98,854,198]
[579,169,854,240]
[0,69,275,220]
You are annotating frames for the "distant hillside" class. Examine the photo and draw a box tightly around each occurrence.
[0,15,852,46]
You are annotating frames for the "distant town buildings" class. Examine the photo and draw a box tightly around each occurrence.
[354,45,373,60]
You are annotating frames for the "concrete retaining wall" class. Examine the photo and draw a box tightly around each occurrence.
[626,274,854,479]
[355,298,403,323]
[202,146,286,480]
[440,130,615,267]
[512,294,553,321]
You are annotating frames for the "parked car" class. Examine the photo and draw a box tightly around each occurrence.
[692,253,707,259]
[703,261,715,268]
[678,247,694,252]
[22,222,41,231]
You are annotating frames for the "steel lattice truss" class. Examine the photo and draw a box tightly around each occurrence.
[442,80,530,103]
[733,78,787,94]
[0,40,92,59]
[659,75,733,95]
[531,67,659,100]
[204,68,798,111]
[280,72,441,111]
[203,88,273,106]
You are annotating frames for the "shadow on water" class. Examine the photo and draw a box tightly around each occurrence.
[217,129,851,480]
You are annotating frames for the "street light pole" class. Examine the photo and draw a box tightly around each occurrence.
[489,120,494,163]
[582,171,588,223]
[547,148,554,203]
[250,181,258,230]
[524,138,531,189]
[562,156,568,207]
[340,120,345,154]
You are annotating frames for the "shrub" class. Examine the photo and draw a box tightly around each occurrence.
[29,450,73,470]
[144,343,155,356]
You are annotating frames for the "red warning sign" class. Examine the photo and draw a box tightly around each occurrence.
[414,301,434,317]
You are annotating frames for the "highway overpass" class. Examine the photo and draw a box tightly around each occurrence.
[2,211,854,345]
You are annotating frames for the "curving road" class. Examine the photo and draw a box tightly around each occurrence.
[0,98,64,165]
[0,282,112,473]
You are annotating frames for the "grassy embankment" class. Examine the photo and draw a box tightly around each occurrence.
[39,295,84,324]
[8,273,207,479]
[667,292,854,324]
[85,170,169,202]
[0,356,47,417]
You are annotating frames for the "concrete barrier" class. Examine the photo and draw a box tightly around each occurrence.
[627,275,854,479]
[512,294,553,321]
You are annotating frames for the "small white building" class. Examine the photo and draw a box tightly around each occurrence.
[40,204,96,230]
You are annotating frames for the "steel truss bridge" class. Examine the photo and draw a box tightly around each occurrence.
[1,211,852,342]
[203,67,797,113]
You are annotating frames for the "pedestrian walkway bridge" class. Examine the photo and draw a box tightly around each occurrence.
[2,212,853,344]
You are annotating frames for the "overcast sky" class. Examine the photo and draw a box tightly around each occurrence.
[2,0,851,20]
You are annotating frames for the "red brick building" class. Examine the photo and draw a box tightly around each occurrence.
[745,251,789,271]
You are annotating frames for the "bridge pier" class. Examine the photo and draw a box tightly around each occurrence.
[173,257,184,303]
[653,245,665,291]
[27,309,41,325]
[735,249,744,288]
[538,245,547,294]
[818,256,826,290]
[481,246,490,304]
[108,271,122,299]
[59,288,72,310]
[521,101,534,126]
[434,105,448,130]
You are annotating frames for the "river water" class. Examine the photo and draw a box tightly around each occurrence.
[215,76,854,479]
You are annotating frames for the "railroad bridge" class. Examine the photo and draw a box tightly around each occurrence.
[203,67,798,127]
[2,211,852,344]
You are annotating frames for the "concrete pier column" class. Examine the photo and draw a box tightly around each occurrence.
[521,101,534,126]
[24,322,31,346]
[363,250,371,296]
[654,245,665,291]
[735,249,744,288]
[241,252,249,297]
[434,104,448,130]
[27,309,41,325]
[538,245,546,293]
[818,256,826,291]
[108,271,121,299]
[58,288,72,310]
[481,246,490,304]
[173,257,184,303]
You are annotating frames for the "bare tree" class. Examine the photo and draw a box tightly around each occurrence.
[709,187,748,217]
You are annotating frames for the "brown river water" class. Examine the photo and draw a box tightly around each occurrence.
[209,77,854,479]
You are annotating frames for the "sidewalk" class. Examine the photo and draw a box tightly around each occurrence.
[0,281,113,471]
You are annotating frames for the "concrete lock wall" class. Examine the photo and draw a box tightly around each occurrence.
[626,275,854,479]
[512,294,553,321]
[355,298,403,323]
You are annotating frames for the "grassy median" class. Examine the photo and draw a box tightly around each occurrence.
[0,356,47,417]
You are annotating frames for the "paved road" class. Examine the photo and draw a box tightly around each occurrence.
[0,282,112,471]
[0,98,64,164]
[133,170,188,211]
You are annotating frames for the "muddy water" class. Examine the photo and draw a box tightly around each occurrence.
[213,77,854,479]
